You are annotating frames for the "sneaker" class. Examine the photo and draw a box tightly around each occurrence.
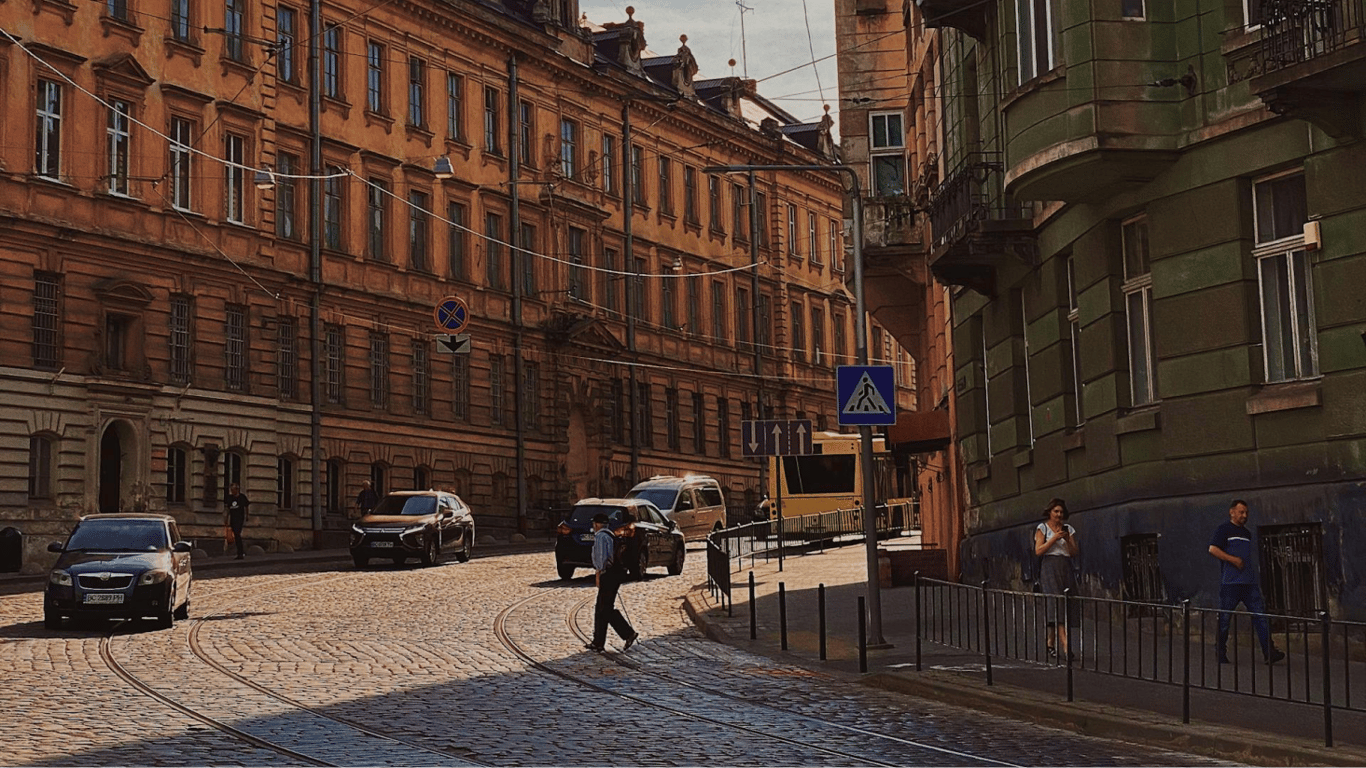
[584,642,604,653]
[622,633,639,652]
[1267,648,1286,664]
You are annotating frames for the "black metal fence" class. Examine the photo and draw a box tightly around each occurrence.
[1256,0,1364,74]
[914,576,1366,746]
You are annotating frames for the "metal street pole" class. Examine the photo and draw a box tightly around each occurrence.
[702,163,884,646]
[622,101,638,484]
[508,55,527,534]
[747,169,765,526]
[307,0,323,548]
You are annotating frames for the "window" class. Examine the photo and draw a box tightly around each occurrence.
[634,381,652,448]
[370,462,386,496]
[870,112,906,196]
[665,388,680,450]
[35,80,62,180]
[412,339,430,414]
[222,451,243,501]
[520,223,537,296]
[276,456,294,510]
[1120,534,1164,604]
[447,202,467,279]
[518,100,534,167]
[759,294,773,352]
[662,260,676,329]
[631,258,646,321]
[1122,0,1145,17]
[490,354,505,425]
[225,0,245,61]
[1066,256,1083,425]
[602,134,617,195]
[451,354,469,420]
[33,272,61,369]
[692,391,706,453]
[717,397,731,458]
[686,278,700,334]
[409,190,430,272]
[367,178,388,260]
[568,227,587,301]
[446,73,463,141]
[276,152,299,240]
[277,7,297,83]
[604,248,619,312]
[1017,0,1056,83]
[631,145,645,206]
[483,86,500,154]
[560,119,578,179]
[787,204,800,258]
[1122,216,1156,405]
[322,25,341,98]
[366,42,384,113]
[103,314,134,370]
[107,100,131,195]
[1258,523,1325,617]
[324,166,343,250]
[736,287,750,347]
[829,218,842,271]
[833,312,846,364]
[732,183,746,239]
[408,57,425,127]
[683,165,698,224]
[170,117,194,210]
[485,212,504,290]
[171,0,192,40]
[224,133,246,223]
[611,379,625,444]
[277,315,297,399]
[708,281,726,342]
[658,156,673,215]
[756,192,769,247]
[369,331,389,407]
[1244,0,1265,26]
[414,465,429,491]
[1253,171,1316,382]
[225,304,247,392]
[107,0,129,21]
[325,323,344,403]
[28,435,53,500]
[791,301,806,362]
[808,213,821,265]
[709,176,723,232]
[166,445,188,504]
[170,295,193,383]
[811,306,825,366]
[326,458,343,513]
[521,361,540,431]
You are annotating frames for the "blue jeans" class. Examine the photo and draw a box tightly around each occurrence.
[1217,582,1273,659]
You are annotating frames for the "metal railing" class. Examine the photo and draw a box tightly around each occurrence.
[926,152,1031,251]
[1255,0,1364,74]
[914,576,1366,746]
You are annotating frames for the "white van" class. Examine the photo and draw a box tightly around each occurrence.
[625,475,727,540]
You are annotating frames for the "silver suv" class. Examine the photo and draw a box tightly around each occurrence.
[626,475,726,540]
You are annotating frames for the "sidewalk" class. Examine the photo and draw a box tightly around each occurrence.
[684,541,1366,767]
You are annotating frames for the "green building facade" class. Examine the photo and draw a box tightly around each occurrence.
[918,0,1366,618]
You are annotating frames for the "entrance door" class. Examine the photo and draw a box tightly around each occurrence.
[99,427,122,513]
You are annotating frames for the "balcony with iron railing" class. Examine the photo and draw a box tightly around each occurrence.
[924,153,1035,296]
[915,0,988,39]
[1247,0,1366,137]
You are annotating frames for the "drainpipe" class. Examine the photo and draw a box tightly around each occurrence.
[508,55,527,534]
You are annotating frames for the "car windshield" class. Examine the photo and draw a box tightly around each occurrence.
[626,488,677,511]
[567,505,630,527]
[370,495,439,516]
[65,520,169,552]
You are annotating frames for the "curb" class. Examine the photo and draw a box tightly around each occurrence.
[682,584,1366,767]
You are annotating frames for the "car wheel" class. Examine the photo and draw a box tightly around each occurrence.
[636,546,650,580]
[43,609,62,630]
[667,542,685,575]
[558,564,576,580]
[174,601,190,621]
[352,554,370,569]
[455,528,473,563]
[420,533,439,566]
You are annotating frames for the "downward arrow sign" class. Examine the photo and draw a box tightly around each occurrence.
[746,421,759,452]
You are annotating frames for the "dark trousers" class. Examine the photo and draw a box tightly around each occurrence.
[1218,582,1273,658]
[230,523,245,558]
[592,569,634,647]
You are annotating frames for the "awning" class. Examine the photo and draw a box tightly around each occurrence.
[887,409,951,454]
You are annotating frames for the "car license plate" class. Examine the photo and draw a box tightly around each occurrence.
[83,593,124,604]
[370,541,394,548]
[580,533,595,542]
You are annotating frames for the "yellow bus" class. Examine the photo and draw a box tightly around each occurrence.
[764,431,915,522]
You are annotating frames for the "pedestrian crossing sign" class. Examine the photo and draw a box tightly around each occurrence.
[837,365,896,426]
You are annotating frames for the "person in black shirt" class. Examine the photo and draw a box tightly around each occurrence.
[224,483,249,559]
[1208,499,1285,664]
[355,480,379,518]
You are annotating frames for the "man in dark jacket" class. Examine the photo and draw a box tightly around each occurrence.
[224,483,249,559]
[1209,499,1285,665]
[586,512,638,653]
[355,480,379,518]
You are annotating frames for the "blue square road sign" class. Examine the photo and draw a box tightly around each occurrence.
[837,365,897,426]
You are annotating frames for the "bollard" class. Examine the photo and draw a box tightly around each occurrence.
[1182,600,1191,725]
[914,571,923,672]
[749,571,757,640]
[779,582,788,651]
[981,580,993,687]
[1322,612,1333,747]
[858,595,868,674]
[818,583,827,661]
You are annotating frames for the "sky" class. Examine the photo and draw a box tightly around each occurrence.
[580,0,841,136]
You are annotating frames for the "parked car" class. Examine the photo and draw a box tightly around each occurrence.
[555,498,686,581]
[43,514,193,630]
[626,475,727,540]
[349,490,475,568]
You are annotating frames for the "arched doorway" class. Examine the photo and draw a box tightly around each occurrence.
[566,407,596,500]
[98,421,135,513]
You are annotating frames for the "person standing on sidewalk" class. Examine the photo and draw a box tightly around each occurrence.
[224,483,249,560]
[586,512,638,653]
[1208,499,1286,665]
[1034,498,1079,661]
[355,480,379,518]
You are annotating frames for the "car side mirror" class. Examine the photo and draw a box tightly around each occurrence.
[47,541,64,553]
[173,541,193,553]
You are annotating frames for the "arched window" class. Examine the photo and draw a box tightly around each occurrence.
[222,449,245,501]
[370,462,388,496]
[276,455,296,510]
[165,444,190,505]
[452,468,472,499]
[28,434,54,500]
[491,472,510,514]
[413,465,430,491]
[326,458,344,515]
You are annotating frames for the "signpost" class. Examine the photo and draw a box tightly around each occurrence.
[742,418,812,572]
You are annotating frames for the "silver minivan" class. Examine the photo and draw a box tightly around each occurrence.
[626,475,727,540]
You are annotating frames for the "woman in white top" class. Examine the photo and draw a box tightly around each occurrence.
[1034,497,1080,661]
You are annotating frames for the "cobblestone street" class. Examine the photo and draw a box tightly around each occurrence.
[0,549,1233,766]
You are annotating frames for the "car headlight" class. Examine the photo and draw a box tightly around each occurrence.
[138,571,171,585]
[402,524,427,536]
[49,571,72,587]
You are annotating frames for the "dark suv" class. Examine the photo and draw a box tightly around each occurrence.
[349,491,475,568]
[555,498,685,581]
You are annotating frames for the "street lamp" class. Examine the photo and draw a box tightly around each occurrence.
[433,156,454,180]
[703,163,887,648]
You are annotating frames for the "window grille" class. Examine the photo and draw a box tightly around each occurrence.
[1259,523,1325,618]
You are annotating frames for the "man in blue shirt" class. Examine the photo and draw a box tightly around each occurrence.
[1208,499,1284,665]
[587,512,638,653]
